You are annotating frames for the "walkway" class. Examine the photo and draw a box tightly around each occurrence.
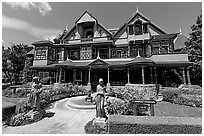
[2,98,95,134]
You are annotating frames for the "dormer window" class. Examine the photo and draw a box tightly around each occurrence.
[143,23,148,33]
[134,20,142,35]
[128,25,134,35]
[134,24,142,35]
[86,30,94,38]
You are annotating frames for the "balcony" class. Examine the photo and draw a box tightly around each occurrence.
[81,38,93,42]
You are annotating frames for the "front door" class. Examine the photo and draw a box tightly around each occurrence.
[91,69,107,92]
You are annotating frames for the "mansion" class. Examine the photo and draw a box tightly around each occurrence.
[27,10,192,91]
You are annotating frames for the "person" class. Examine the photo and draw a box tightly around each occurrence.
[29,77,42,111]
[95,78,107,118]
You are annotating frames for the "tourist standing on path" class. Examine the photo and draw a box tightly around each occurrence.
[29,77,42,111]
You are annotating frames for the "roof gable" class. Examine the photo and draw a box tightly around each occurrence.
[61,11,113,40]
[75,11,97,24]
[114,10,167,38]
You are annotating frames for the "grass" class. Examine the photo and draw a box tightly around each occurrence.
[155,101,202,117]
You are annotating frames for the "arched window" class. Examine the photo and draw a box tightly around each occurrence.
[134,24,142,34]
[134,20,142,35]
[86,31,94,38]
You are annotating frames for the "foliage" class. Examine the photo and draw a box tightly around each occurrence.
[106,97,133,115]
[85,119,108,134]
[8,113,33,126]
[162,87,202,107]
[182,12,202,86]
[2,44,32,85]
[174,94,202,107]
[162,88,181,103]
[108,123,202,134]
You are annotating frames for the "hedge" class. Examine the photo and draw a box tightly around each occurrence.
[107,115,202,134]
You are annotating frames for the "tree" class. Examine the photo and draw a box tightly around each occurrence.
[183,12,202,86]
[2,44,31,85]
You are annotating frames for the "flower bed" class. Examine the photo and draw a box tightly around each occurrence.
[3,83,89,127]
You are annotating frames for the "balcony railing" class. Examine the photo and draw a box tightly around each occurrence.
[81,38,93,42]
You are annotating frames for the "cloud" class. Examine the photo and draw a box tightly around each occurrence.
[2,14,61,40]
[5,2,52,16]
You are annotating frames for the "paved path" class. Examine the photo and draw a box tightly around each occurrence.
[2,98,95,134]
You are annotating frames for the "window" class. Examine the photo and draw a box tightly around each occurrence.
[39,72,49,80]
[70,50,79,60]
[92,47,97,59]
[134,24,142,34]
[61,70,66,82]
[130,47,137,57]
[111,49,116,58]
[48,47,55,61]
[152,41,160,54]
[35,47,47,60]
[80,46,92,60]
[128,25,134,35]
[143,24,148,33]
[86,31,94,38]
[99,48,108,59]
[75,70,82,81]
[56,48,64,61]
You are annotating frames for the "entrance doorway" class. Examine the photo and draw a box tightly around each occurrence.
[91,69,107,92]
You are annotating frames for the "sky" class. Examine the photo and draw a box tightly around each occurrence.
[2,2,202,47]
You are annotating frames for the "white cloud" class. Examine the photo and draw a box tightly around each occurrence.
[2,15,60,41]
[5,2,52,16]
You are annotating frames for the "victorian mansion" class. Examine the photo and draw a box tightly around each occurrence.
[27,9,192,90]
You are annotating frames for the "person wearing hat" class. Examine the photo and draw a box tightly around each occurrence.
[95,78,107,118]
[29,76,42,111]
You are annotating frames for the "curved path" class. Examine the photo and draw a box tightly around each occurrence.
[2,98,95,134]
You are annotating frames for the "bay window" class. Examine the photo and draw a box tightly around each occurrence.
[35,46,47,60]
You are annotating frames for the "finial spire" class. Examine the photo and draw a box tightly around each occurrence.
[136,6,139,12]
[179,28,182,35]
[65,25,68,31]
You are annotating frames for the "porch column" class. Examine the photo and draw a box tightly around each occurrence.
[142,66,145,84]
[55,69,58,83]
[107,67,110,92]
[73,69,76,82]
[108,46,111,58]
[88,68,91,84]
[127,67,130,84]
[87,68,91,90]
[182,67,186,85]
[186,67,191,85]
[59,68,62,83]
[154,67,158,84]
[164,70,168,86]
[150,67,153,84]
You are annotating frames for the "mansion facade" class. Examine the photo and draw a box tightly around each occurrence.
[27,10,192,91]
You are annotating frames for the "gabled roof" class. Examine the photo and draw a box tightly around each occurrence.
[88,57,110,67]
[126,56,155,66]
[114,10,167,37]
[152,33,178,41]
[61,11,113,40]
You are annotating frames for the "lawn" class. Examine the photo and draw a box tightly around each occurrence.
[155,101,202,117]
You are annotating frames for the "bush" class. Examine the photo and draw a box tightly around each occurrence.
[85,119,108,134]
[162,88,181,103]
[40,77,53,85]
[106,97,133,115]
[8,113,33,126]
[108,123,201,134]
[174,94,202,107]
[107,115,202,134]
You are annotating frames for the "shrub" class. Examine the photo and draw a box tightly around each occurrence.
[174,94,202,107]
[107,115,202,134]
[8,113,33,126]
[106,97,133,115]
[162,88,181,103]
